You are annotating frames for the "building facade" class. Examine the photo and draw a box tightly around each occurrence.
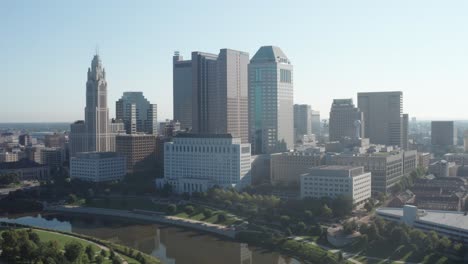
[70,55,116,157]
[270,151,324,186]
[431,121,457,146]
[115,134,156,173]
[311,110,321,136]
[70,152,126,182]
[357,91,403,146]
[300,166,371,205]
[116,92,158,135]
[248,46,293,154]
[155,134,251,194]
[328,150,417,194]
[173,52,193,131]
[0,159,50,181]
[294,104,312,143]
[329,99,364,142]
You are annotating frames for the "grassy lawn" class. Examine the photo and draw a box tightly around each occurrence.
[87,197,241,226]
[35,229,101,252]
[174,210,239,226]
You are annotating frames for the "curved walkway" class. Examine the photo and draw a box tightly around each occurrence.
[45,205,237,238]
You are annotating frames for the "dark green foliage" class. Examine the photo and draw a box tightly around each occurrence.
[217,213,227,222]
[166,204,177,214]
[184,205,195,215]
[64,241,83,262]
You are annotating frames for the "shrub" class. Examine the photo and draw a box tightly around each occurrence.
[166,204,177,214]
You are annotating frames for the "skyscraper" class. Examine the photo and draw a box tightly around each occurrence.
[116,92,158,135]
[191,51,218,134]
[402,113,409,150]
[85,55,110,152]
[173,52,193,131]
[248,46,294,154]
[329,99,364,142]
[70,55,117,157]
[212,49,249,142]
[173,49,249,142]
[431,121,457,146]
[311,110,321,136]
[358,91,403,146]
[294,104,312,143]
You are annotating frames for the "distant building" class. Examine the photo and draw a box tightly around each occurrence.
[428,160,457,177]
[415,152,430,170]
[40,148,64,169]
[377,205,468,243]
[159,120,181,137]
[431,121,457,146]
[300,166,371,205]
[464,131,468,152]
[44,133,66,148]
[18,134,31,147]
[443,153,468,165]
[115,134,156,174]
[294,104,312,143]
[249,46,293,154]
[155,134,251,194]
[328,150,417,193]
[402,114,409,150]
[70,152,126,182]
[311,110,321,136]
[0,159,50,181]
[329,99,364,142]
[0,152,19,163]
[358,91,404,147]
[270,151,324,186]
[116,92,158,135]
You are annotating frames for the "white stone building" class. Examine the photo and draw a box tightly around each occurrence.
[70,152,126,182]
[155,134,251,194]
[300,166,371,205]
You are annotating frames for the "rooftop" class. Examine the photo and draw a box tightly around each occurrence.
[377,207,468,231]
[175,133,233,139]
[305,166,367,177]
[251,46,290,64]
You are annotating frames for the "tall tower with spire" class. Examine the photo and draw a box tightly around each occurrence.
[85,54,110,152]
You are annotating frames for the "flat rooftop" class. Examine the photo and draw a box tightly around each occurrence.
[305,165,367,177]
[377,207,468,231]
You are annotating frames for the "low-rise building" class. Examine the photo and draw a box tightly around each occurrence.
[417,152,431,169]
[115,134,156,173]
[270,151,324,186]
[300,166,371,205]
[0,152,19,163]
[155,134,251,194]
[428,160,458,177]
[377,205,468,244]
[0,159,50,181]
[40,147,64,169]
[327,150,417,194]
[70,152,126,182]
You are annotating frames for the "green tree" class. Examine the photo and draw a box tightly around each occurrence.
[64,241,84,263]
[203,208,213,218]
[217,213,227,222]
[321,205,333,218]
[343,220,358,235]
[438,236,451,252]
[279,215,291,227]
[95,255,104,264]
[85,245,95,261]
[100,249,108,258]
[166,204,177,214]
[184,205,195,215]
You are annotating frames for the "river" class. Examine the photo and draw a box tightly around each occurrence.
[0,213,302,264]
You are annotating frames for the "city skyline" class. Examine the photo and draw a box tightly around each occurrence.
[3,1,468,122]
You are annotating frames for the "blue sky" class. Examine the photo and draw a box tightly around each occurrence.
[2,0,468,122]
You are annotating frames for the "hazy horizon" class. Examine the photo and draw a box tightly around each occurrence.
[2,1,468,122]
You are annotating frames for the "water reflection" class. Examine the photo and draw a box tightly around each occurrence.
[0,214,301,264]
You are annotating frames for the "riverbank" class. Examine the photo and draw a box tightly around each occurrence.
[0,223,160,264]
[46,205,237,239]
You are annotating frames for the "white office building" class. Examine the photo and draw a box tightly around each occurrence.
[70,152,126,182]
[300,166,371,205]
[155,134,251,194]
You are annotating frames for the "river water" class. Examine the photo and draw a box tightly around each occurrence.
[0,213,302,264]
